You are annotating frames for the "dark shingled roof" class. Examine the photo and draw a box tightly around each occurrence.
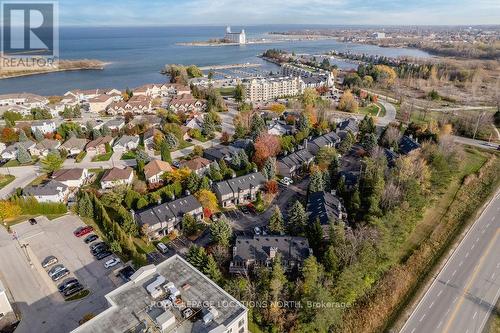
[135,195,202,227]
[399,135,421,155]
[24,180,67,197]
[306,191,344,225]
[278,148,313,168]
[233,236,311,263]
[52,168,85,181]
[203,144,242,162]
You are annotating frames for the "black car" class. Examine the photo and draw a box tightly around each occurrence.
[89,242,106,250]
[95,251,112,260]
[52,269,70,281]
[29,218,37,225]
[58,278,79,293]
[41,255,58,268]
[84,234,98,244]
[63,284,84,297]
[91,245,109,256]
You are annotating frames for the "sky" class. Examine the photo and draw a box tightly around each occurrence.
[59,0,500,26]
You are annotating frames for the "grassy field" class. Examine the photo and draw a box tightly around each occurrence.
[29,173,48,186]
[91,151,113,162]
[401,147,488,257]
[486,300,499,333]
[0,174,15,189]
[1,157,38,168]
[358,103,386,117]
[120,151,137,160]
[217,87,236,97]
[75,151,87,163]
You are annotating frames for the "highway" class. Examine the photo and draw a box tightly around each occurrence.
[400,191,500,333]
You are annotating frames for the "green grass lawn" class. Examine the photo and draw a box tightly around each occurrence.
[1,157,38,168]
[358,103,385,117]
[29,173,48,185]
[0,174,15,189]
[75,151,87,163]
[92,151,113,162]
[217,86,236,97]
[121,151,137,160]
[177,140,193,150]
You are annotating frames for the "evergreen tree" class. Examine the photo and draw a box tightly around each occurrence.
[323,245,340,278]
[209,162,223,181]
[101,124,112,137]
[268,205,284,234]
[298,112,311,131]
[287,200,307,235]
[308,170,325,193]
[160,141,172,162]
[78,192,93,218]
[136,197,148,209]
[338,130,355,154]
[362,133,378,152]
[262,157,276,180]
[238,150,250,170]
[219,160,234,179]
[18,130,29,142]
[204,254,222,284]
[199,176,211,191]
[182,214,199,236]
[16,146,31,164]
[41,151,63,173]
[33,128,44,142]
[269,253,286,301]
[234,84,245,103]
[307,219,323,255]
[186,245,208,271]
[210,217,232,247]
[92,128,102,140]
[250,114,265,139]
[186,172,201,194]
[230,152,241,170]
[202,112,217,136]
[164,132,179,150]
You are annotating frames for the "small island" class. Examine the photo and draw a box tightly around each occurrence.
[0,57,108,79]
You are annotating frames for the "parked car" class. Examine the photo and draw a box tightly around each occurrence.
[95,251,112,260]
[84,234,98,244]
[48,264,66,277]
[91,244,109,256]
[240,206,249,214]
[29,218,37,225]
[41,255,58,268]
[74,226,93,237]
[52,269,70,281]
[254,227,261,236]
[280,177,293,186]
[104,257,121,269]
[58,278,80,293]
[157,242,168,254]
[89,241,106,250]
[63,284,84,297]
[172,160,181,168]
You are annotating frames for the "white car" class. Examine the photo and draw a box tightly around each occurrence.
[254,227,261,235]
[104,257,120,269]
[280,177,293,186]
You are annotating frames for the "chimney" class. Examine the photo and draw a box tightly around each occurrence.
[185,190,191,196]
[130,209,135,221]
[303,139,307,150]
[232,246,237,258]
[269,247,278,259]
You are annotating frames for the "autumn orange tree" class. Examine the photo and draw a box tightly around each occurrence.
[195,189,219,213]
[253,133,281,168]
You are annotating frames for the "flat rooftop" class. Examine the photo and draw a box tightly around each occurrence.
[73,255,247,333]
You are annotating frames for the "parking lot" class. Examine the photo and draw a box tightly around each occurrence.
[0,215,121,333]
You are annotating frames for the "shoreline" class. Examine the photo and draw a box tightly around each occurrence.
[0,62,111,80]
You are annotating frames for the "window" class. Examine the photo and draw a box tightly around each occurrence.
[239,328,244,333]
[238,318,245,327]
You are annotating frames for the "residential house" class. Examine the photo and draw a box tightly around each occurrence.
[179,157,212,176]
[100,167,134,189]
[167,94,206,113]
[133,83,190,98]
[86,136,114,156]
[29,139,60,157]
[306,131,341,155]
[113,135,140,153]
[306,191,346,237]
[64,88,121,103]
[399,135,421,155]
[23,180,69,203]
[0,279,15,330]
[128,115,161,130]
[277,148,314,178]
[230,235,311,274]
[337,117,359,136]
[203,144,243,163]
[88,94,120,113]
[0,140,35,160]
[267,120,295,136]
[143,128,163,150]
[31,120,56,134]
[135,195,203,238]
[60,136,88,156]
[107,96,152,115]
[231,139,253,152]
[101,118,125,131]
[144,160,173,185]
[213,172,266,207]
[0,93,48,109]
[52,168,89,188]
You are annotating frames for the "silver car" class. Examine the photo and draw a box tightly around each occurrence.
[48,264,66,277]
[41,255,58,268]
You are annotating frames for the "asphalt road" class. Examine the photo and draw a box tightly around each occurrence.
[378,100,397,126]
[452,135,500,151]
[400,191,500,333]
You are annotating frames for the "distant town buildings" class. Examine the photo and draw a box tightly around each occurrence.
[224,26,246,44]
